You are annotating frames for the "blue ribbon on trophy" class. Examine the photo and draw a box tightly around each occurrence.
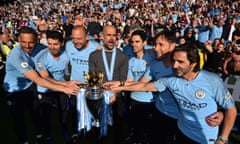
[81,70,113,137]
[100,90,113,137]
[76,86,93,134]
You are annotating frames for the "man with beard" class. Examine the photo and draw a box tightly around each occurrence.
[34,30,72,144]
[65,25,99,143]
[105,29,224,144]
[3,26,79,144]
[107,43,237,144]
[88,25,128,144]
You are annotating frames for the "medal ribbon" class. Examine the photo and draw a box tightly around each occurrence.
[102,47,116,81]
[100,47,116,137]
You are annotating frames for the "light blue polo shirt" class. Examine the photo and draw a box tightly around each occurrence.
[4,44,46,92]
[128,50,156,102]
[145,60,180,119]
[34,48,70,93]
[65,41,99,82]
[154,70,235,143]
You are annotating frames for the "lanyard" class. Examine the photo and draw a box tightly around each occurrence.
[102,47,116,81]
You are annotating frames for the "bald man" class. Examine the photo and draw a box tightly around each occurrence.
[65,25,100,142]
[89,25,128,144]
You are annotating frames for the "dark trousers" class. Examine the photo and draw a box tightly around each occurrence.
[129,99,155,143]
[152,108,178,144]
[69,95,78,135]
[94,94,125,144]
[38,92,70,141]
[174,127,200,144]
[4,85,42,143]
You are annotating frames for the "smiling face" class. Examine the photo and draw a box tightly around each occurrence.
[154,35,175,60]
[47,38,62,57]
[18,33,37,54]
[172,51,197,80]
[71,27,88,49]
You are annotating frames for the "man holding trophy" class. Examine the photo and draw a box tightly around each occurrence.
[65,25,99,143]
[88,25,129,144]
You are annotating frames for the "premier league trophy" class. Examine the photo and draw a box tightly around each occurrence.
[83,70,104,127]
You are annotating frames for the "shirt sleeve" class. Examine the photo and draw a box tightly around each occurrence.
[10,50,33,74]
[34,50,47,72]
[127,58,133,79]
[153,78,168,92]
[213,78,235,109]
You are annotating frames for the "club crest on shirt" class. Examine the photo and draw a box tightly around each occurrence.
[195,89,205,99]
[21,62,29,68]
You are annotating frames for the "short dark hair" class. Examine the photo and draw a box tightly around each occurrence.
[18,26,38,39]
[131,30,147,42]
[46,30,64,43]
[154,29,176,44]
[172,43,201,72]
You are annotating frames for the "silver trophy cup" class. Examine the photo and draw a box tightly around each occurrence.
[84,71,104,127]
[86,86,103,127]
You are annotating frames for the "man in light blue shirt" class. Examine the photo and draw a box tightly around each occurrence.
[209,18,224,42]
[65,26,99,83]
[126,30,156,143]
[65,25,99,141]
[3,26,79,144]
[109,43,237,144]
[34,30,72,144]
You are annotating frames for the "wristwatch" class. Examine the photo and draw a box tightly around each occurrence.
[217,136,228,144]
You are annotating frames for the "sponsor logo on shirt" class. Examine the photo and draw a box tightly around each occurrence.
[72,58,88,65]
[177,99,207,111]
[36,62,42,68]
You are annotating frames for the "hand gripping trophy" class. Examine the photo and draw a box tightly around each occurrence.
[77,70,113,136]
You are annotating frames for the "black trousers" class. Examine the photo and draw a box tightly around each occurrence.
[38,92,70,141]
[97,94,126,144]
[129,99,156,143]
[4,85,42,143]
[174,126,200,144]
[69,95,78,135]
[152,108,178,144]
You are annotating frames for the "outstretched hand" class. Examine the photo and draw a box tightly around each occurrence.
[66,80,81,89]
[103,81,123,93]
[63,85,79,95]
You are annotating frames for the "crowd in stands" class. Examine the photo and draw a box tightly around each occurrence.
[0,0,240,76]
